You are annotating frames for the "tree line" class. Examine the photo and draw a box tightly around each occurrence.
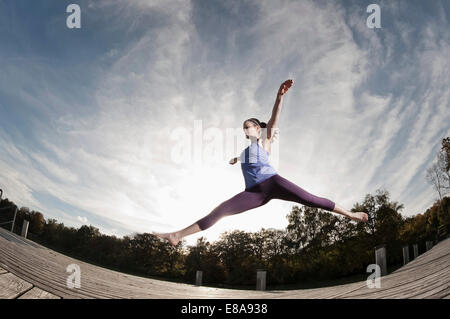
[1,191,448,288]
[0,137,448,289]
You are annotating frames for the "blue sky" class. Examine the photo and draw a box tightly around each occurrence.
[1,0,449,246]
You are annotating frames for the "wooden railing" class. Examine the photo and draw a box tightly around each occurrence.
[0,189,17,232]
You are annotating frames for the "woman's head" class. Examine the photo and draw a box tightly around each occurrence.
[243,118,267,139]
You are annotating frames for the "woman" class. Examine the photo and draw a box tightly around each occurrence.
[155,79,368,246]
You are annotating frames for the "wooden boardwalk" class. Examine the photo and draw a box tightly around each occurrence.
[0,226,449,299]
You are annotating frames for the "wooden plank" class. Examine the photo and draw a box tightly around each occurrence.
[0,237,269,299]
[0,241,104,299]
[385,271,450,299]
[0,227,43,249]
[341,258,450,299]
[271,240,450,299]
[0,245,267,299]
[343,250,450,291]
[0,229,261,298]
[0,247,106,299]
[409,284,450,299]
[0,224,448,299]
[0,237,430,299]
[392,252,450,276]
[0,272,33,299]
[1,241,136,295]
[0,241,219,299]
[403,268,450,298]
[392,245,450,272]
[336,245,450,299]
[18,287,61,299]
[0,266,7,274]
[0,231,342,298]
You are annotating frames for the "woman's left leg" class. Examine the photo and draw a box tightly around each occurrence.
[154,189,269,246]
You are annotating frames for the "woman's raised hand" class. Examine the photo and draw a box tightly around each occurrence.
[278,79,294,96]
[229,157,238,165]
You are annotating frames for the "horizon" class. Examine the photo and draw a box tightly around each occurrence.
[1,188,448,247]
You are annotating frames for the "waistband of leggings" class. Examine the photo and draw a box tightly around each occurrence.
[244,174,279,191]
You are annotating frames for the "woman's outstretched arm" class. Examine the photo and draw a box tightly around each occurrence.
[267,79,293,139]
[229,157,239,165]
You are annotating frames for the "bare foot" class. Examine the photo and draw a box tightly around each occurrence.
[348,212,369,222]
[153,231,181,246]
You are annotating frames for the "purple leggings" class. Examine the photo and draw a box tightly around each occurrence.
[196,174,336,230]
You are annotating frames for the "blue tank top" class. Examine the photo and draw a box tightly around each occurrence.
[240,141,277,189]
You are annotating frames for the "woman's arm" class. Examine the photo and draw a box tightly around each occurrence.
[266,94,284,140]
[266,79,293,139]
[229,157,240,165]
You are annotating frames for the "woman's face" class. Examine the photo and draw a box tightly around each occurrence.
[243,121,260,139]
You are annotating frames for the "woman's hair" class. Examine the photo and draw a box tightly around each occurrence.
[244,118,267,128]
[244,118,267,140]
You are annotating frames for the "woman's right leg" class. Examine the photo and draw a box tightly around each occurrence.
[154,190,268,246]
[270,175,336,211]
[270,175,368,222]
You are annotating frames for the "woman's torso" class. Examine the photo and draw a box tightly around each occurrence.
[240,141,277,189]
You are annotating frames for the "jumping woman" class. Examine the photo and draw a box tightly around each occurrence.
[155,79,368,246]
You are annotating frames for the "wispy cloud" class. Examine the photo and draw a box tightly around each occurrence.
[1,0,449,246]
[77,216,88,224]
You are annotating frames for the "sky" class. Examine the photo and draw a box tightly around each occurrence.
[0,0,449,247]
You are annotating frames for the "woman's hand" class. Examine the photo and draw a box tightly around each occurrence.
[277,79,294,96]
[229,157,238,165]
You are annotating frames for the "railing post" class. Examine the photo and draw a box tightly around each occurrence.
[21,220,29,238]
[413,244,418,259]
[11,208,17,233]
[375,245,387,276]
[256,269,266,291]
[402,245,410,265]
[426,241,433,251]
[195,270,203,286]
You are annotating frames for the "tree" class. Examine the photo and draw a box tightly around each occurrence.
[255,228,290,283]
[77,225,100,241]
[426,152,449,223]
[352,189,404,243]
[285,205,340,253]
[375,204,404,245]
[212,230,257,285]
[426,155,448,198]
[185,237,225,284]
[29,211,45,235]
[442,137,450,173]
[285,206,307,254]
[128,233,162,275]
[437,146,450,193]
[400,214,428,244]
[185,237,210,274]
